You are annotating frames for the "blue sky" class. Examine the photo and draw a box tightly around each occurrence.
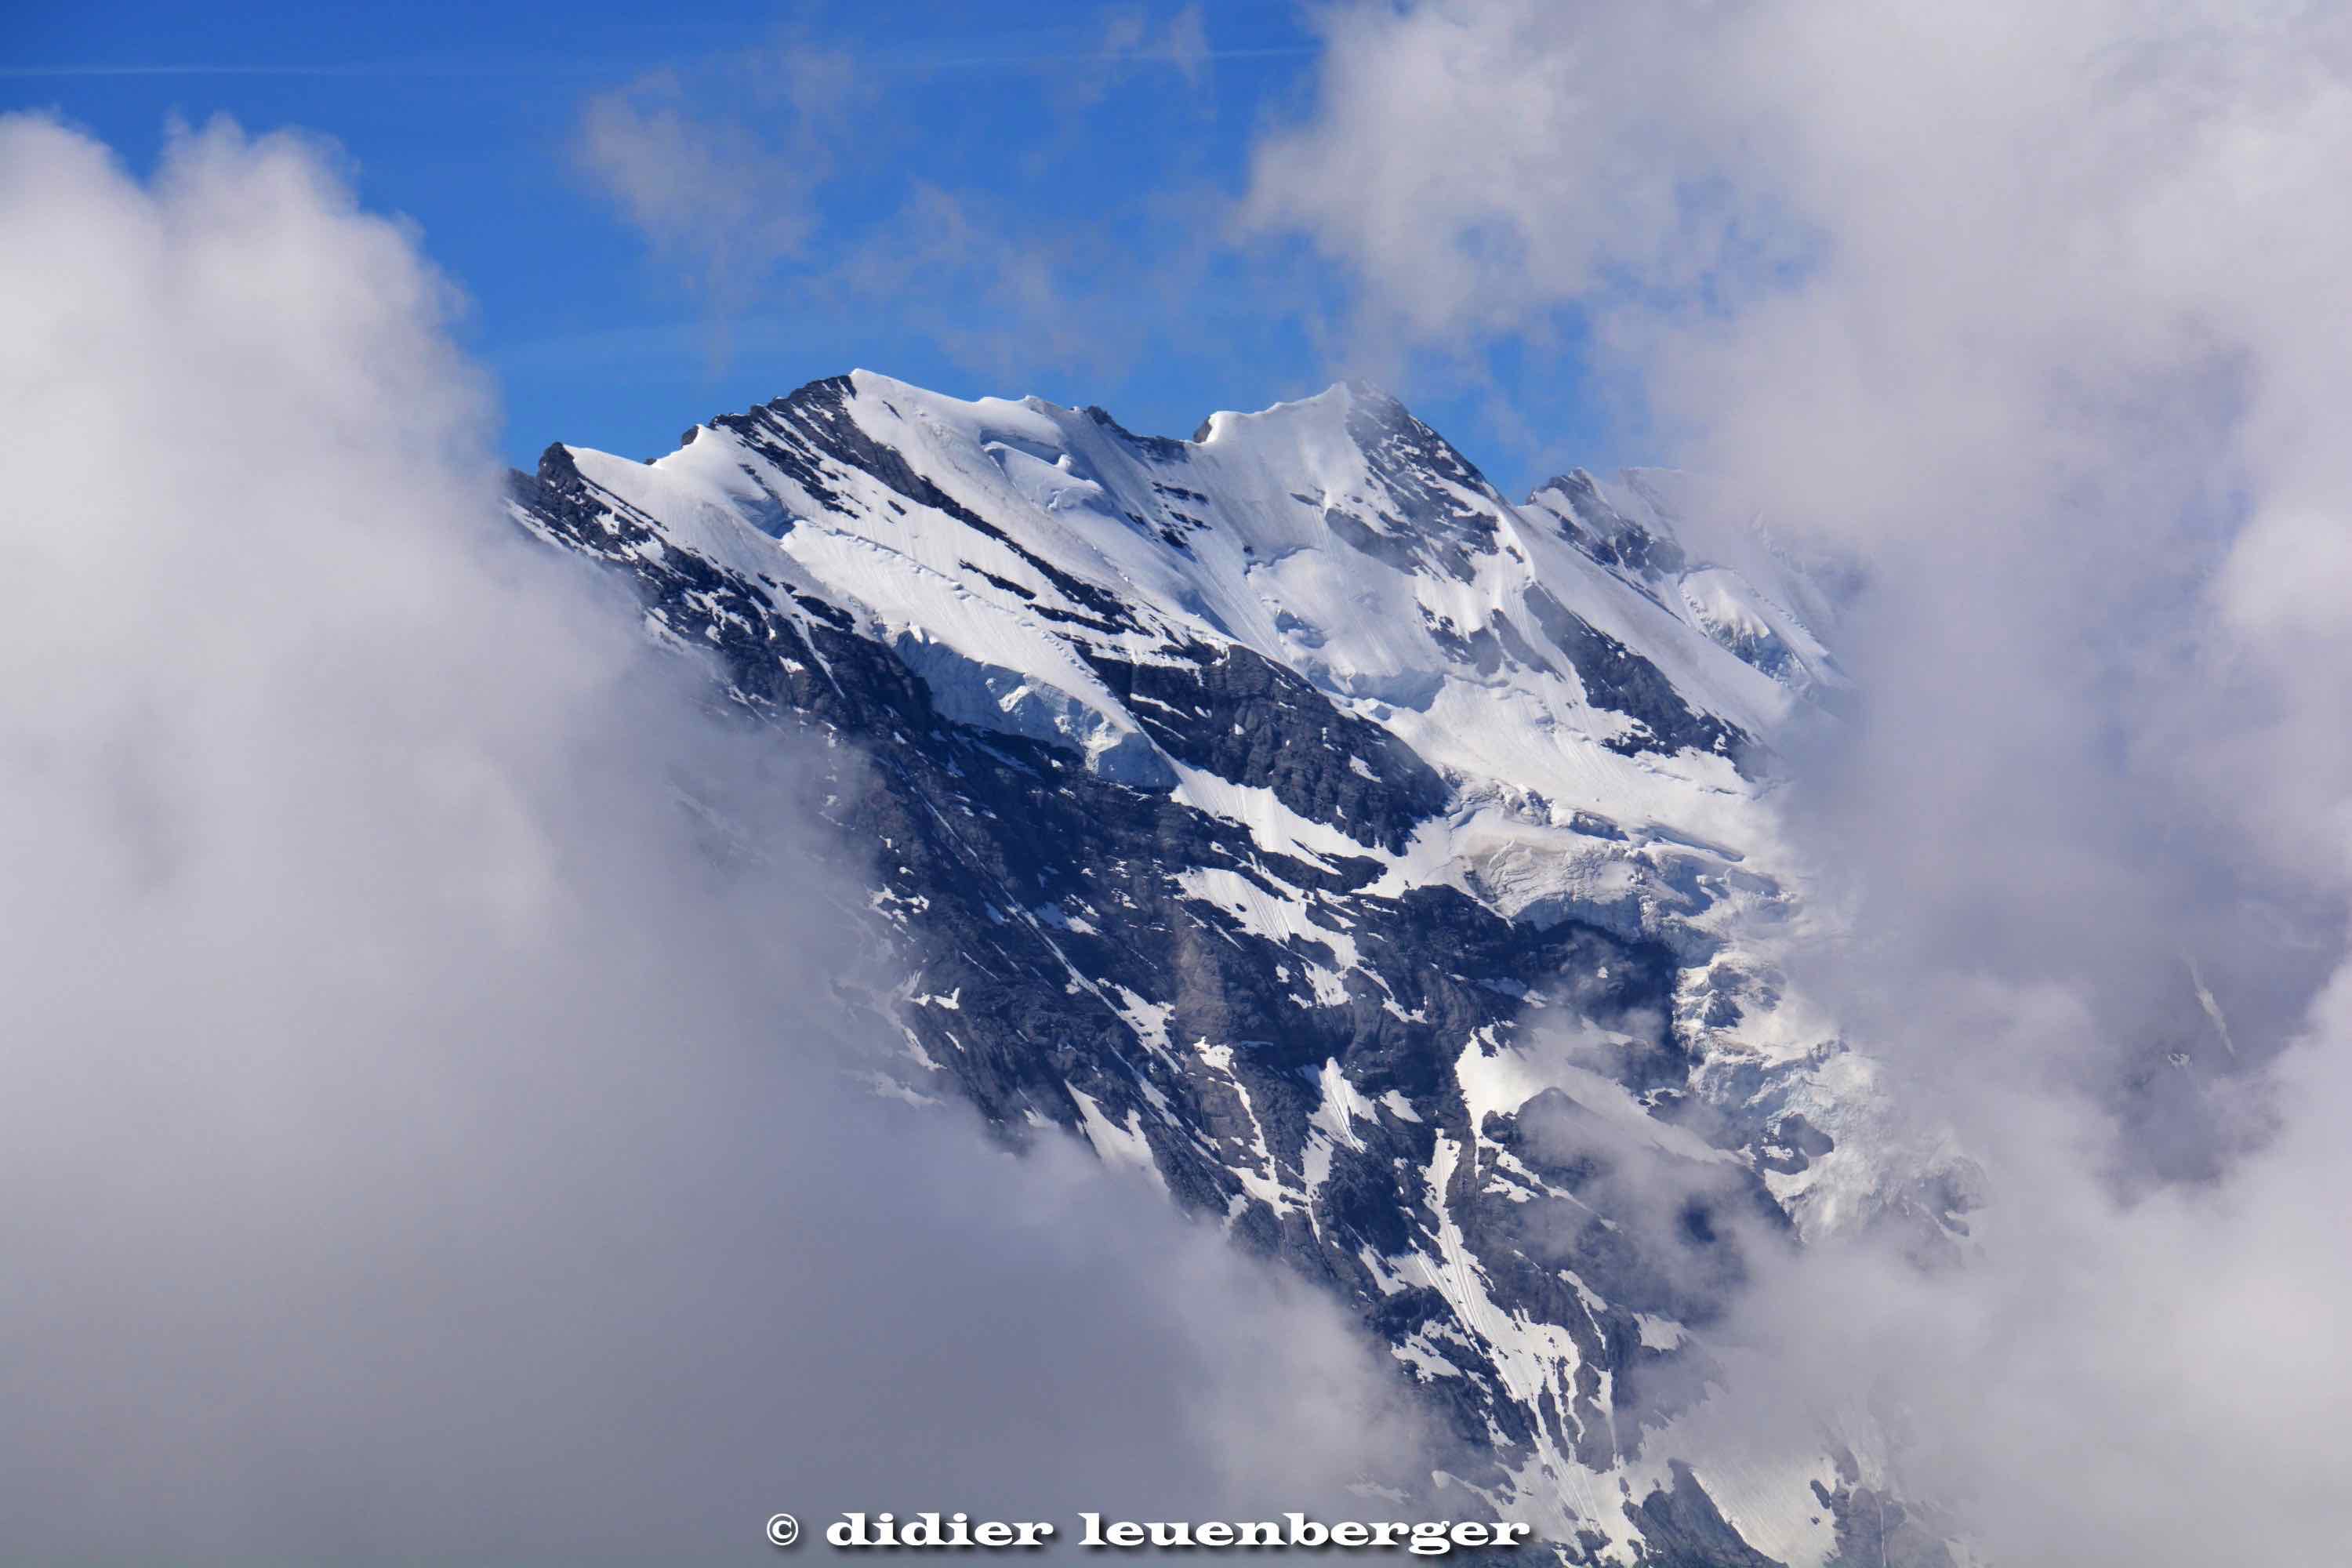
[6,1,1616,490]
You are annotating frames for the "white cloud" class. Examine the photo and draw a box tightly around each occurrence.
[1247,3,2352,1560]
[0,113,1432,1559]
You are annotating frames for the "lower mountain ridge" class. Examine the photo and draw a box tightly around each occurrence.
[506,370,1971,1567]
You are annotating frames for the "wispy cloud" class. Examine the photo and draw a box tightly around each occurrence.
[574,40,867,343]
[1058,2,1214,105]
[568,5,1243,393]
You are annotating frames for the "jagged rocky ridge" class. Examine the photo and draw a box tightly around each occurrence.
[506,372,1962,1567]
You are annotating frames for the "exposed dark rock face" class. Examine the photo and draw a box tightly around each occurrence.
[1521,585,1749,766]
[1079,643,1450,854]
[1632,1465,1788,1567]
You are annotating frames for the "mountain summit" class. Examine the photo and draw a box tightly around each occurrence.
[507,372,1949,1566]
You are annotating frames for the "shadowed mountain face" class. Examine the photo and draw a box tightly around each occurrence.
[506,371,1953,1567]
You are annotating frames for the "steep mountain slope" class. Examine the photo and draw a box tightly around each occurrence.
[506,372,1958,1566]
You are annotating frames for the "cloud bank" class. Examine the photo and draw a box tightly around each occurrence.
[1246,2,2352,1561]
[0,114,1431,1562]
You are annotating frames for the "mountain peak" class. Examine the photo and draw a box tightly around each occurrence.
[501,365,1886,1565]
[1185,377,1417,449]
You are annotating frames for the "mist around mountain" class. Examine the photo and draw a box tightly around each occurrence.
[13,10,2352,1554]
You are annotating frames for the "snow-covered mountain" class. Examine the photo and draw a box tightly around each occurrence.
[506,372,1965,1566]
